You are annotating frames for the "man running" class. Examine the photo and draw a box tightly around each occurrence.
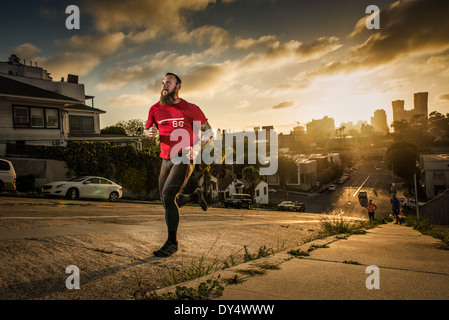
[144,72,213,257]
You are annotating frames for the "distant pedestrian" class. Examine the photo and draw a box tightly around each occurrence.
[366,199,377,221]
[391,193,401,224]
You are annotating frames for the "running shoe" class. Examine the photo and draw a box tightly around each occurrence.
[153,241,178,257]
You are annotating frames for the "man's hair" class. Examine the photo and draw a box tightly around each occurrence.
[165,72,182,85]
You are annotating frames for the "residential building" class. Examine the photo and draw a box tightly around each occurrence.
[419,154,449,198]
[0,54,139,157]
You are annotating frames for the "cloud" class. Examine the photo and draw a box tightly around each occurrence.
[438,93,449,101]
[55,32,126,56]
[97,51,199,90]
[243,36,342,68]
[171,25,232,55]
[234,35,278,50]
[42,52,100,79]
[235,100,250,109]
[313,0,449,77]
[11,43,41,61]
[81,0,214,35]
[108,94,151,107]
[272,101,295,109]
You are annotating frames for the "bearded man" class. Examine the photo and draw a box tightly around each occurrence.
[144,72,212,257]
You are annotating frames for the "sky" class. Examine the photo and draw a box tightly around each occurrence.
[1,0,449,134]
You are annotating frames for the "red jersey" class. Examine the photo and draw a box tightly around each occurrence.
[145,99,208,159]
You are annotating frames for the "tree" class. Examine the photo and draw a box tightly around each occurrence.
[101,125,127,136]
[277,156,297,190]
[242,166,261,198]
[384,142,419,192]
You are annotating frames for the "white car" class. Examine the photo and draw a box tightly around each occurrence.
[328,184,336,191]
[402,198,425,209]
[0,159,16,192]
[42,176,123,201]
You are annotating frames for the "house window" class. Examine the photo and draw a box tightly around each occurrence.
[30,108,44,128]
[13,105,60,129]
[69,115,94,133]
[264,186,267,195]
[256,189,260,197]
[13,107,29,127]
[46,109,59,128]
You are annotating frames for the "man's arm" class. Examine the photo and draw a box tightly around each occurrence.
[200,121,214,150]
[144,124,158,139]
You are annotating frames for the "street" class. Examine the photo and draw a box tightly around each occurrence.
[270,158,396,219]
[0,158,395,300]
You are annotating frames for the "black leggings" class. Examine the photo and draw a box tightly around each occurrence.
[159,158,196,233]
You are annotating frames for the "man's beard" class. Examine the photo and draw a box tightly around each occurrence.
[160,89,177,106]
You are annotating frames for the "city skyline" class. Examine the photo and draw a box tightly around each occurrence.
[1,0,449,134]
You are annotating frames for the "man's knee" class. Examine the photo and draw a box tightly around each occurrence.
[162,186,179,207]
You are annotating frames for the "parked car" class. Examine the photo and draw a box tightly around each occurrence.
[328,184,336,191]
[41,176,123,201]
[293,201,306,212]
[358,191,368,207]
[268,188,277,193]
[0,159,16,193]
[402,198,425,209]
[278,201,295,211]
[358,191,367,199]
[224,193,252,209]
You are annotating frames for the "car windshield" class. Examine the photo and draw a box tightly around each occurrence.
[230,195,242,199]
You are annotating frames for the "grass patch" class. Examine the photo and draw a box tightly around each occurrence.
[256,262,281,270]
[223,274,246,285]
[237,268,267,276]
[343,260,361,265]
[404,215,449,249]
[287,248,309,257]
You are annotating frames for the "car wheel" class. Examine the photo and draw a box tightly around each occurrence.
[0,181,4,193]
[247,203,252,210]
[109,191,119,202]
[66,188,78,200]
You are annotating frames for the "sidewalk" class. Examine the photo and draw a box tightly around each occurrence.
[155,223,449,300]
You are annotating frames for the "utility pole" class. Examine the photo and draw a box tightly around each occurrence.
[414,173,420,223]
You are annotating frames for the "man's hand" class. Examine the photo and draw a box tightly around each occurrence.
[144,124,158,139]
[185,146,200,162]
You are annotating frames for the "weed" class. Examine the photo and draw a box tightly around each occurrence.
[343,260,361,265]
[243,245,275,262]
[156,280,224,300]
[287,248,309,257]
[237,268,267,276]
[256,262,281,270]
[223,274,246,285]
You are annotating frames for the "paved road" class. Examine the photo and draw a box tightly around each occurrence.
[0,195,346,299]
[271,158,396,219]
[0,158,397,300]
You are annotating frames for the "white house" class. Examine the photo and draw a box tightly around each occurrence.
[0,54,140,156]
[254,180,269,205]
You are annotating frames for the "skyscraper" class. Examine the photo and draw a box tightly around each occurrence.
[414,92,428,119]
[371,109,389,134]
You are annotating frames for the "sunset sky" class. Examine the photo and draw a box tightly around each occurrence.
[1,0,449,134]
